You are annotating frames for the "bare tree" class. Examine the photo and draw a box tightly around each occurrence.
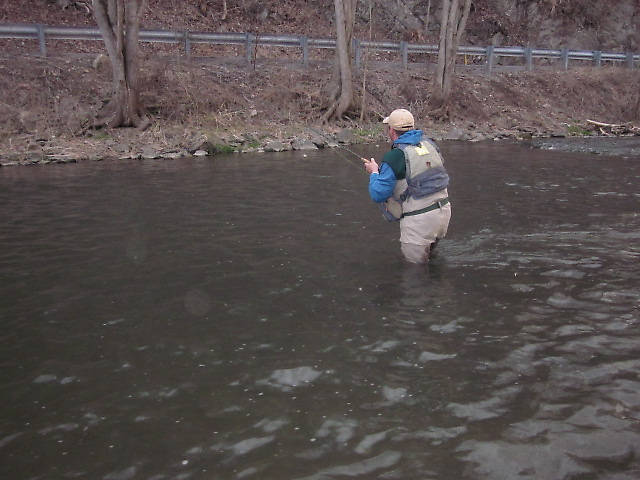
[360,0,372,122]
[92,0,149,128]
[432,0,471,113]
[322,0,357,123]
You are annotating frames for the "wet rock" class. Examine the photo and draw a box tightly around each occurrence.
[111,142,129,154]
[188,133,228,154]
[291,138,318,151]
[264,141,288,152]
[162,150,189,159]
[335,128,355,144]
[141,145,160,159]
[53,157,77,164]
[444,127,468,140]
[309,132,328,148]
[193,150,208,157]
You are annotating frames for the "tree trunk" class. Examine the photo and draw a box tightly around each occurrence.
[432,0,471,112]
[92,0,149,128]
[321,0,357,123]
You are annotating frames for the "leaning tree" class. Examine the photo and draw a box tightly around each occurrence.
[92,0,149,128]
[321,0,357,123]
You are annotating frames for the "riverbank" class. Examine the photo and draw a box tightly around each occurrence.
[1,54,640,167]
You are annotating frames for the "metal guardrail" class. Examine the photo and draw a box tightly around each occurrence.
[1,23,638,72]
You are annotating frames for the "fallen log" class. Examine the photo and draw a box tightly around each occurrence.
[585,119,640,136]
[586,119,624,128]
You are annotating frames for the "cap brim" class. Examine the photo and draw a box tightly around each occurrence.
[382,116,390,124]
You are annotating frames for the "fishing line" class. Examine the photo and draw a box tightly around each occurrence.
[306,126,366,170]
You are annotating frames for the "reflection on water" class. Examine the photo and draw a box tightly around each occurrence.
[1,143,639,479]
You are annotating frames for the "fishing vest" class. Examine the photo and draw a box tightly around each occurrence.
[381,139,450,222]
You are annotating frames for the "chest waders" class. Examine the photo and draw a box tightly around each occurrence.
[380,139,450,222]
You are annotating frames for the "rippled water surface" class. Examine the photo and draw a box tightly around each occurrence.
[1,142,639,480]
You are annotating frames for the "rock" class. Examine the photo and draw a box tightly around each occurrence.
[469,132,488,142]
[335,128,355,144]
[188,133,228,154]
[444,128,468,141]
[193,150,208,156]
[309,133,328,148]
[264,141,288,152]
[54,157,77,164]
[141,146,160,159]
[162,150,189,159]
[111,142,129,154]
[291,139,318,151]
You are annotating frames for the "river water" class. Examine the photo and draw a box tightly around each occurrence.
[1,141,639,480]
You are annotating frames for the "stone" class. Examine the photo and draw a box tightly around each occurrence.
[309,133,328,148]
[111,142,129,154]
[187,133,227,154]
[193,150,208,156]
[162,151,189,159]
[141,146,160,159]
[291,139,318,151]
[444,128,468,141]
[264,141,288,152]
[335,128,355,144]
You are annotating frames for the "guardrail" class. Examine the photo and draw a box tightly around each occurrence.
[1,23,638,72]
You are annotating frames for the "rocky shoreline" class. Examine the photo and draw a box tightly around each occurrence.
[2,122,640,168]
[0,125,573,168]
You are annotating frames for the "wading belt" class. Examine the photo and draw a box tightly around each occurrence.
[402,197,449,218]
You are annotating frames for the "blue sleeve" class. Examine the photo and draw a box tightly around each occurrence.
[368,162,397,203]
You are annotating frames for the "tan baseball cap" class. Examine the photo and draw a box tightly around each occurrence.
[382,108,415,131]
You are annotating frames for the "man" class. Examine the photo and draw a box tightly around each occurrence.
[362,108,451,264]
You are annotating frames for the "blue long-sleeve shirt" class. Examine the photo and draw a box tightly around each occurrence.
[368,163,397,202]
[368,129,424,203]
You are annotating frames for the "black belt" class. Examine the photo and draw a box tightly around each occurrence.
[402,197,449,218]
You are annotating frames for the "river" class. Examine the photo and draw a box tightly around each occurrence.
[1,141,639,479]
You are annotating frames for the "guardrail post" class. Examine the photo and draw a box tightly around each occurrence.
[626,51,634,69]
[593,50,601,67]
[300,36,308,67]
[37,24,47,57]
[184,30,191,57]
[245,33,254,64]
[561,48,569,70]
[524,47,533,71]
[486,45,495,74]
[400,41,408,70]
[353,38,361,71]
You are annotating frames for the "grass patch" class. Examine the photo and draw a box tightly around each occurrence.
[567,124,592,136]
[213,144,236,154]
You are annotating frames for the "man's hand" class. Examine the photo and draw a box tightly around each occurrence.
[362,157,379,175]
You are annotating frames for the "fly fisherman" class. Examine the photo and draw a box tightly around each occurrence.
[362,109,452,264]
